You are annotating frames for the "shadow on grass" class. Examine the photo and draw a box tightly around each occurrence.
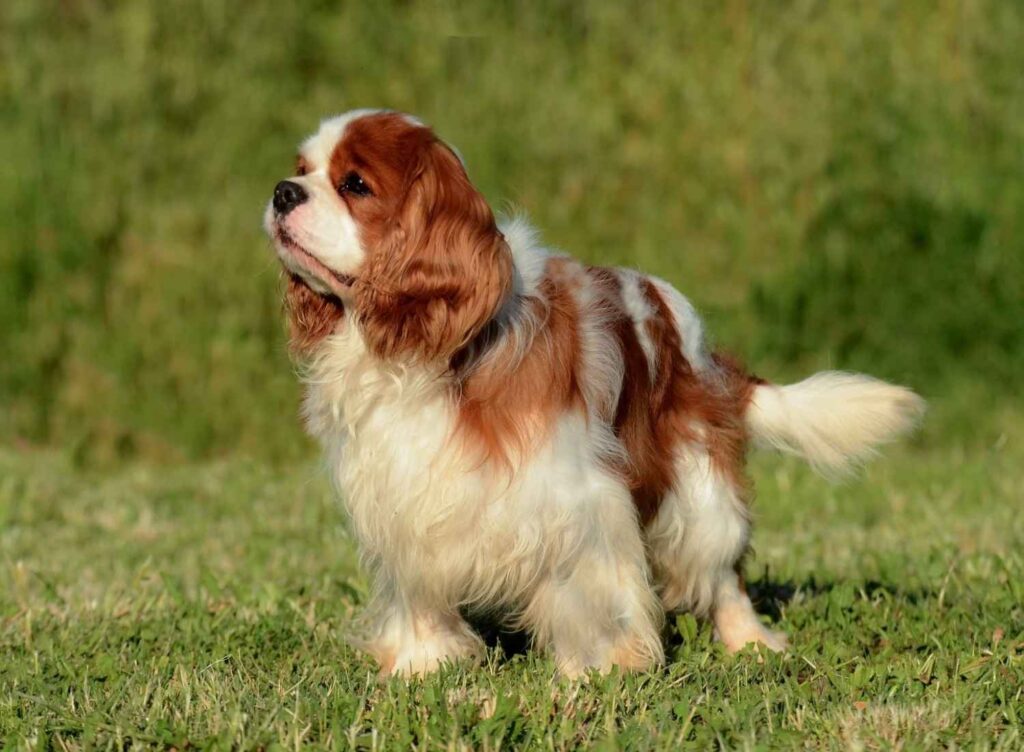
[747,575,938,621]
[467,613,533,659]
[468,574,940,661]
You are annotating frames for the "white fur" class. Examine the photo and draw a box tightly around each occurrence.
[746,372,926,477]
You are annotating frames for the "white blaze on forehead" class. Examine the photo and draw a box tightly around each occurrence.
[299,109,428,169]
[300,109,384,168]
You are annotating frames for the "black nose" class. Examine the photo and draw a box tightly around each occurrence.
[273,180,308,215]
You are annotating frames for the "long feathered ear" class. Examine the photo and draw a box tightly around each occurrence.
[354,139,512,363]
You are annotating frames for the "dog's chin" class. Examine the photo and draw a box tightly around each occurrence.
[273,228,356,299]
[288,268,341,301]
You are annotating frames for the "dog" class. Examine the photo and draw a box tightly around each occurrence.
[264,110,925,677]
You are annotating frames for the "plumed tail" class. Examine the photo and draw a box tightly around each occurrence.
[745,371,925,477]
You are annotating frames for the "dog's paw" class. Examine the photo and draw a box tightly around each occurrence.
[369,619,485,678]
[718,623,789,655]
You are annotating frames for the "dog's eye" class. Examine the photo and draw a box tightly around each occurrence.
[295,157,309,177]
[339,171,372,197]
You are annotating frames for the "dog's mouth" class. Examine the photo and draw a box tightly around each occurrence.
[274,227,356,295]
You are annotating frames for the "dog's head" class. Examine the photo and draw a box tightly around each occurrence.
[265,110,513,360]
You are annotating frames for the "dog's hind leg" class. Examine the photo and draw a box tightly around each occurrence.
[711,567,788,653]
[648,445,787,653]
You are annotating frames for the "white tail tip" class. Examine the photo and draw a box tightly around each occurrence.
[746,371,925,476]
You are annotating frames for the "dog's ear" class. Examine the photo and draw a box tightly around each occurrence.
[354,139,512,362]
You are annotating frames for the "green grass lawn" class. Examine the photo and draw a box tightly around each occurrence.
[3,404,1021,750]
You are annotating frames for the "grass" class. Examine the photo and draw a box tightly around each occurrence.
[2,0,1024,748]
[2,401,1022,749]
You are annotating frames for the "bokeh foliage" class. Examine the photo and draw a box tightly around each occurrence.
[2,0,1022,465]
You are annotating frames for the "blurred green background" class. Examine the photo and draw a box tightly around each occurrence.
[2,0,1022,467]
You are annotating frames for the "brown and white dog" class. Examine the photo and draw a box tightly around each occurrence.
[264,110,924,677]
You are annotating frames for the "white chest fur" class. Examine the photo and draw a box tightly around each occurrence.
[299,325,639,611]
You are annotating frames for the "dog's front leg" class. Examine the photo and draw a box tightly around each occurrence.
[361,590,485,677]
